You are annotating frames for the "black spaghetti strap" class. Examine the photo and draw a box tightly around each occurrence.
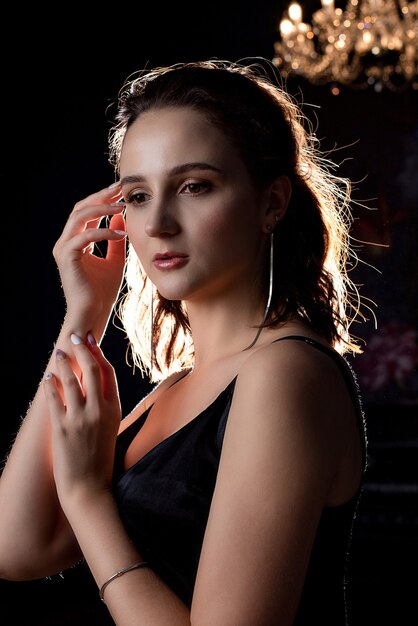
[272,334,338,354]
[271,335,368,469]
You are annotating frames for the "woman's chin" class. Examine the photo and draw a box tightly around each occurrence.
[153,285,186,302]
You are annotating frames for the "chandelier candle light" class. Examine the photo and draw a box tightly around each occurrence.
[273,0,418,92]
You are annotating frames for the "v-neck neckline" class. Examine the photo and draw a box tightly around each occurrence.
[119,377,238,475]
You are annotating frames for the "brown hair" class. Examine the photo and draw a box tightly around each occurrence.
[109,59,363,381]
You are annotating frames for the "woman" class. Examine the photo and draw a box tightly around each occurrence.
[0,60,367,625]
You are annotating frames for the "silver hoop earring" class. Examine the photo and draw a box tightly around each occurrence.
[150,281,154,372]
[244,231,274,350]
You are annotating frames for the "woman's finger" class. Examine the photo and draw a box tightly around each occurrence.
[71,184,122,216]
[106,213,127,263]
[69,334,104,401]
[55,227,127,261]
[59,201,125,241]
[43,372,66,419]
[84,333,120,403]
[54,349,85,408]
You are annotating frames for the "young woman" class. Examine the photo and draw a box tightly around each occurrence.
[0,60,367,625]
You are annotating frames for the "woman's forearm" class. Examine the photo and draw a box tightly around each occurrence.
[0,316,110,579]
[65,489,191,626]
[0,184,126,580]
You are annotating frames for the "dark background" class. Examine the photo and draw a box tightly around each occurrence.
[1,2,417,624]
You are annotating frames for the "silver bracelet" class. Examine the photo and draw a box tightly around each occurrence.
[99,561,149,603]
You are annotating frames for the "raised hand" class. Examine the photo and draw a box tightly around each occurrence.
[52,183,127,337]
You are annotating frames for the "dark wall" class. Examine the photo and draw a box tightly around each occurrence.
[1,2,417,624]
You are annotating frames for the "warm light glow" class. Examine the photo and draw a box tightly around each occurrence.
[273,0,418,92]
[288,2,302,22]
[363,31,372,44]
[280,18,294,36]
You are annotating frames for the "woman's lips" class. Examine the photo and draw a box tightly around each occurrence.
[152,253,189,270]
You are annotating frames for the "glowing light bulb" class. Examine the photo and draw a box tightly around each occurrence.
[280,18,295,38]
[288,2,302,23]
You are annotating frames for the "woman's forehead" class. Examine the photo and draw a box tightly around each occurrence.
[119,107,242,175]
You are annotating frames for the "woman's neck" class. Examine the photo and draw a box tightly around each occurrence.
[185,297,265,369]
[186,300,317,371]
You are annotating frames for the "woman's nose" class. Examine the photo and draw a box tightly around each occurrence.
[144,204,180,238]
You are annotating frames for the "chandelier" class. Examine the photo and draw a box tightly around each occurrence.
[273,0,418,92]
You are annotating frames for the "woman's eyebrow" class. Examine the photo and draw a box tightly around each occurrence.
[120,162,224,186]
[169,162,224,176]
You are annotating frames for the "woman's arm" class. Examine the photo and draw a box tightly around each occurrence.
[41,332,191,625]
[0,327,85,580]
[190,340,360,626]
[0,185,126,580]
[63,486,191,625]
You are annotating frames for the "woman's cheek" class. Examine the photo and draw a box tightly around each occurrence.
[197,207,237,240]
[126,224,149,271]
[129,240,148,273]
[125,214,144,252]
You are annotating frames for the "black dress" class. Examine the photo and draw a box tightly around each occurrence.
[112,336,367,625]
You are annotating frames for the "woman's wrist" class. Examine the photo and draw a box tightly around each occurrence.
[44,319,106,378]
[59,313,109,345]
[58,488,144,585]
[59,483,115,519]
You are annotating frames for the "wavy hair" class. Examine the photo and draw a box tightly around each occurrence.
[108,59,364,381]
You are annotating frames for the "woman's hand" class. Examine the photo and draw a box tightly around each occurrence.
[52,184,127,333]
[43,333,122,510]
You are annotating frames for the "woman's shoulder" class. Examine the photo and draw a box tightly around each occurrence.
[238,332,343,389]
[230,332,354,445]
[118,367,192,433]
[210,333,353,535]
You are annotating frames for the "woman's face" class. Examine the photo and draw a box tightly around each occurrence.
[119,106,267,303]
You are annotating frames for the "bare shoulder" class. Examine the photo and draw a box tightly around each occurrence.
[236,336,348,411]
[221,335,357,489]
[118,367,191,433]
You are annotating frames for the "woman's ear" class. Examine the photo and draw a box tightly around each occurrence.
[262,175,292,232]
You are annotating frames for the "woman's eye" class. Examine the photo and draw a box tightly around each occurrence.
[126,191,149,205]
[181,181,211,195]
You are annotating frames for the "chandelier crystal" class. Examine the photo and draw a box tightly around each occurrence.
[273,0,418,92]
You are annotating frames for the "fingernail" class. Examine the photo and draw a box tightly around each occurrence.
[70,333,83,345]
[56,349,66,360]
[108,181,121,189]
[44,371,53,380]
[87,332,97,346]
[114,230,127,236]
[110,202,126,208]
